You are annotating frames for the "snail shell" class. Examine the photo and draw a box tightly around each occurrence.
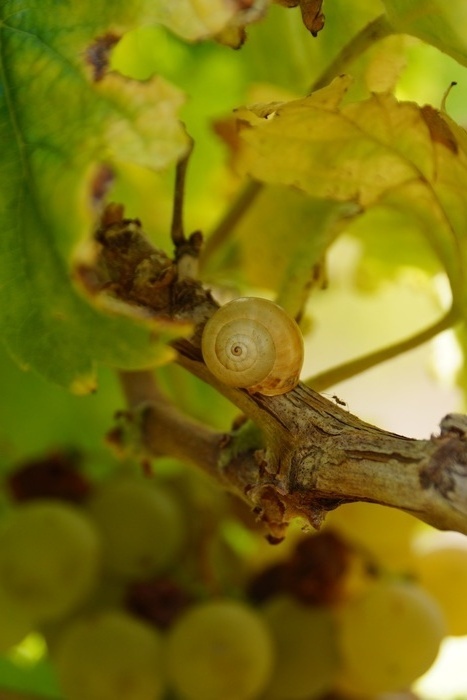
[201,297,304,396]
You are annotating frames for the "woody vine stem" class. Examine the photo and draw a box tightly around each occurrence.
[112,186,467,542]
[112,15,467,541]
[117,311,467,542]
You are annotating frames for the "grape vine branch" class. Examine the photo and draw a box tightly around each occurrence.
[74,5,467,543]
[123,339,467,542]
[94,211,467,542]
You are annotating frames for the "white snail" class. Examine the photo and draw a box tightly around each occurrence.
[201,297,304,396]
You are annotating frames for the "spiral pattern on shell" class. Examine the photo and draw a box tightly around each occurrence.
[201,297,304,396]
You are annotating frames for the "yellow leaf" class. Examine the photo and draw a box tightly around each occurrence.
[236,79,467,311]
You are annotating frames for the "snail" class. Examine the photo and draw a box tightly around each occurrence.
[201,297,304,396]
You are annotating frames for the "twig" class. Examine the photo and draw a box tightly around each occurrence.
[118,370,164,407]
[118,370,226,481]
[199,179,263,270]
[170,137,203,280]
[171,137,194,248]
[307,305,459,392]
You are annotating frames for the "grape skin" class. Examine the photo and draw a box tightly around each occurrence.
[53,610,164,700]
[87,477,184,579]
[414,532,467,636]
[336,579,446,694]
[260,595,339,700]
[324,502,417,570]
[167,599,274,700]
[0,501,101,622]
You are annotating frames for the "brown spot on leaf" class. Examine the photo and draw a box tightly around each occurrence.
[421,105,458,153]
[85,33,120,81]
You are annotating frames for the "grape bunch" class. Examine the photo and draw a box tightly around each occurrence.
[0,453,465,700]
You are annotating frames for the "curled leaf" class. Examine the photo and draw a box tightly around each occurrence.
[236,77,467,312]
[0,2,189,389]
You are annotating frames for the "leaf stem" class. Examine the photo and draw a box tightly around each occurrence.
[118,370,162,408]
[309,13,395,93]
[199,179,263,269]
[307,304,460,392]
[118,370,224,480]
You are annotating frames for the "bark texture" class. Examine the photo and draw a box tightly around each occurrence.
[89,210,467,540]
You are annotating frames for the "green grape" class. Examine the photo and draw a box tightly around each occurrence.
[87,477,184,579]
[413,532,467,636]
[324,501,417,570]
[167,599,274,700]
[53,610,165,700]
[336,579,446,694]
[0,586,33,651]
[0,501,101,622]
[260,595,339,700]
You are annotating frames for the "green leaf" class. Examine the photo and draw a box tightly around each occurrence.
[382,0,467,67]
[110,24,249,241]
[0,1,189,390]
[236,77,467,315]
[0,341,124,470]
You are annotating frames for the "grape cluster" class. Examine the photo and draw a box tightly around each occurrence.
[0,454,464,700]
